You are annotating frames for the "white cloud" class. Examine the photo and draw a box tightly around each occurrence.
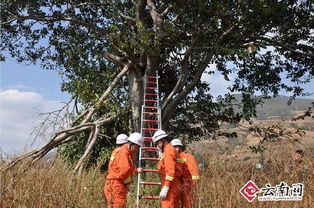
[201,64,236,98]
[0,89,65,155]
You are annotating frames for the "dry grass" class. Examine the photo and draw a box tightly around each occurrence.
[1,150,313,208]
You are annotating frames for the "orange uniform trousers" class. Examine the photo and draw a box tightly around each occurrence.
[161,176,182,208]
[178,181,195,208]
[104,179,128,208]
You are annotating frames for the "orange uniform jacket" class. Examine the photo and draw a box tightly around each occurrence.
[178,152,200,184]
[106,144,136,184]
[158,143,182,186]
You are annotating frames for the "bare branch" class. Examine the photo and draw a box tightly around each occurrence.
[102,52,128,67]
[161,6,172,19]
[218,25,236,42]
[147,0,161,22]
[169,15,179,24]
[0,18,17,25]
[85,125,96,147]
[118,10,137,22]
[74,113,116,174]
[81,62,131,123]
[2,112,116,171]
[74,126,99,173]
[162,52,215,126]
[162,34,200,108]
[2,61,129,171]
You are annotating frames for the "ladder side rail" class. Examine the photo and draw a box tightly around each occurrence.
[156,72,162,130]
[136,73,147,207]
[137,73,162,208]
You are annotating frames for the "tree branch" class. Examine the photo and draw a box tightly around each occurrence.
[102,52,128,67]
[74,113,116,174]
[218,25,237,42]
[81,62,131,124]
[147,0,161,23]
[257,36,314,58]
[162,33,200,109]
[0,18,17,25]
[136,0,146,24]
[9,13,108,35]
[160,23,239,126]
[118,10,137,22]
[160,6,172,19]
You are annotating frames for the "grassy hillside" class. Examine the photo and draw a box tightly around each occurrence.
[232,94,314,120]
[1,95,313,208]
[1,151,313,208]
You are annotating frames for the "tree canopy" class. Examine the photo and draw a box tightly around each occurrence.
[1,0,313,170]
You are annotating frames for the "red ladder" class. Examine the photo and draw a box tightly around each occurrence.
[136,75,161,207]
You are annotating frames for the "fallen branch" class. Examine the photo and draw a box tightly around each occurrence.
[1,64,131,172]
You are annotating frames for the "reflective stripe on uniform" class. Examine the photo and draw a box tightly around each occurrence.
[110,155,115,161]
[123,176,131,184]
[160,154,164,160]
[192,175,200,180]
[177,158,187,163]
[165,175,174,181]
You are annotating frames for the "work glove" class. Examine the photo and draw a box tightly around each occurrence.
[137,168,143,173]
[159,186,169,199]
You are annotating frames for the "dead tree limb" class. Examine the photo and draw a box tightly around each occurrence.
[1,63,131,172]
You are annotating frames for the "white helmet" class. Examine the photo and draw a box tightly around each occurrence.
[128,132,144,147]
[171,139,183,147]
[116,134,128,145]
[152,130,168,144]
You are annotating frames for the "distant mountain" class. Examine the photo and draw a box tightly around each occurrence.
[232,94,314,120]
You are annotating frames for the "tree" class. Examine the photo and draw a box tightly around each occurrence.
[1,0,313,172]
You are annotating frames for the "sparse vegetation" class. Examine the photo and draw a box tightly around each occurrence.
[1,147,313,208]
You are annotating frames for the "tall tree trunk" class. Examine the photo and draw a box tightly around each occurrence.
[161,102,175,130]
[128,68,144,132]
[146,54,160,76]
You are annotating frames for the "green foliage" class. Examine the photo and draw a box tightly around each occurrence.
[1,0,313,162]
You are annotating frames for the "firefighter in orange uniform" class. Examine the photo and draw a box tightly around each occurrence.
[153,130,182,208]
[104,132,143,208]
[108,134,129,166]
[171,139,200,208]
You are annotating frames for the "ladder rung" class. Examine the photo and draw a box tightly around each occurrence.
[145,93,157,96]
[140,181,161,185]
[143,106,157,109]
[147,76,157,79]
[143,137,153,142]
[146,81,156,84]
[142,168,159,173]
[145,99,157,102]
[143,128,158,133]
[146,87,156,90]
[143,112,159,115]
[143,120,158,123]
[141,195,160,200]
[142,147,157,151]
[142,157,159,161]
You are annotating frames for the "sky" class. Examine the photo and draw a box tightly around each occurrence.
[1,58,313,156]
[0,58,70,156]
